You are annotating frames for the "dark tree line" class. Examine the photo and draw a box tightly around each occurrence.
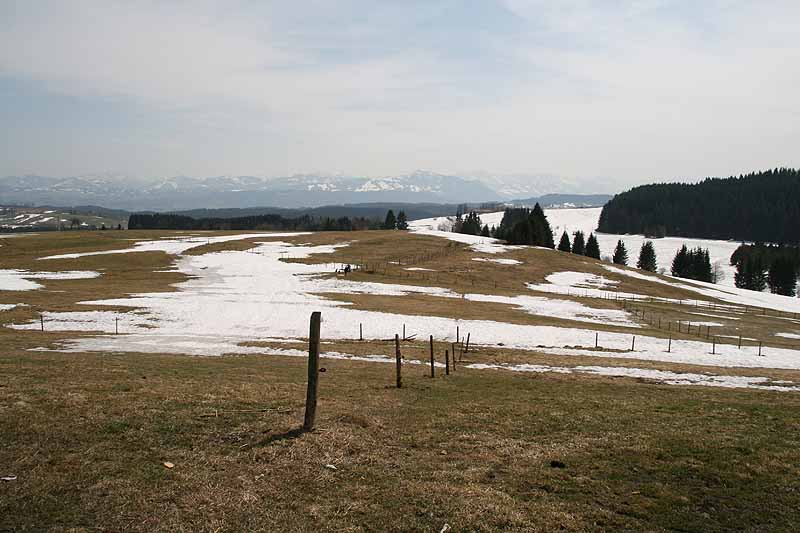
[731,243,799,296]
[453,211,483,236]
[598,168,800,244]
[129,210,407,232]
[382,210,409,230]
[555,230,601,259]
[671,245,712,282]
[493,205,555,248]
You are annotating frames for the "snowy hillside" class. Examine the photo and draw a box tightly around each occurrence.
[411,207,747,289]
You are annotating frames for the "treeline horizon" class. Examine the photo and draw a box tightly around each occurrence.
[598,168,800,244]
[128,212,394,231]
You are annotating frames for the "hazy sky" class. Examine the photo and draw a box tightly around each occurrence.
[1,1,798,186]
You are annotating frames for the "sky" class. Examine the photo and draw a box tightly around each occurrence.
[1,0,799,187]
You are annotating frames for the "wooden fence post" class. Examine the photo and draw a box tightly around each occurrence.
[738,334,742,349]
[668,335,671,353]
[595,332,599,349]
[395,334,402,388]
[359,323,363,341]
[429,335,435,378]
[758,341,762,357]
[40,314,44,332]
[465,333,471,354]
[712,336,716,355]
[115,317,119,335]
[303,312,322,432]
[451,343,457,371]
[445,349,450,375]
[631,336,636,351]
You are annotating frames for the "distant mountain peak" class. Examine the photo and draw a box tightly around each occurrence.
[0,171,599,211]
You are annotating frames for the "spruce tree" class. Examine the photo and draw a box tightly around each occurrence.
[383,210,396,230]
[671,245,688,277]
[557,231,571,252]
[396,211,408,230]
[637,241,657,272]
[531,203,555,248]
[585,233,601,259]
[480,224,490,237]
[612,240,628,265]
[734,258,749,289]
[572,231,586,255]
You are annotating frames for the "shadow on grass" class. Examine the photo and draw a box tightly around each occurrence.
[258,427,308,445]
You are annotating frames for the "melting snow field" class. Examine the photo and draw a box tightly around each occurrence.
[468,363,800,392]
[411,210,800,315]
[9,234,800,372]
[0,269,101,291]
[7,231,800,392]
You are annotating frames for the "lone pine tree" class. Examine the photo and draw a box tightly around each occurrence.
[612,240,629,265]
[383,210,396,230]
[396,211,408,230]
[637,241,657,272]
[572,231,586,255]
[557,231,571,252]
[585,233,601,259]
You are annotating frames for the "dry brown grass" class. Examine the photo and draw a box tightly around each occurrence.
[3,348,800,531]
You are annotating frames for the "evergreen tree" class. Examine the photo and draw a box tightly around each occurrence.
[530,203,555,249]
[494,204,554,247]
[396,211,408,230]
[597,168,800,244]
[557,231,571,252]
[637,241,657,272]
[458,211,483,235]
[572,231,585,255]
[672,245,713,282]
[734,258,749,289]
[612,240,628,265]
[585,233,601,259]
[383,210,396,230]
[480,224,490,237]
[768,257,797,296]
[672,245,689,277]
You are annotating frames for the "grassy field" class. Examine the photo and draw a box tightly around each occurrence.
[3,349,800,531]
[3,229,800,530]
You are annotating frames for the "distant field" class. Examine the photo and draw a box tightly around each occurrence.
[0,205,127,231]
[3,226,800,530]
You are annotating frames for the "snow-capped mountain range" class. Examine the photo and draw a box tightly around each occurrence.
[0,170,613,211]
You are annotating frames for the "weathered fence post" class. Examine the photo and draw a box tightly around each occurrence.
[445,349,450,375]
[40,314,44,332]
[595,332,599,349]
[359,323,363,341]
[712,336,716,355]
[395,334,402,388]
[758,341,763,357]
[465,333,471,354]
[668,334,672,353]
[451,343,457,371]
[631,336,636,351]
[738,334,742,349]
[402,324,406,341]
[429,335,435,378]
[456,326,460,344]
[115,317,119,335]
[303,312,322,432]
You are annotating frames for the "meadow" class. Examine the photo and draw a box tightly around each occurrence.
[2,224,800,531]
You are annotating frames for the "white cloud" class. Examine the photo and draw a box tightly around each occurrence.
[0,1,798,182]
